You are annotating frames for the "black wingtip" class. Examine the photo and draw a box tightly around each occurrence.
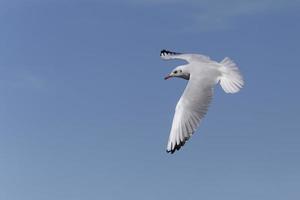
[160,49,180,56]
[166,149,176,154]
[166,140,187,154]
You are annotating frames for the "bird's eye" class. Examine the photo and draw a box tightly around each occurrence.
[174,70,178,74]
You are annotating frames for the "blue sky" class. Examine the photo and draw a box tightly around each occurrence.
[0,0,300,199]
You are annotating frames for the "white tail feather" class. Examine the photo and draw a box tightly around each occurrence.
[219,57,244,93]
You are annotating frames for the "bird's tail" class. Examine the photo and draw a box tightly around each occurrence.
[219,57,244,93]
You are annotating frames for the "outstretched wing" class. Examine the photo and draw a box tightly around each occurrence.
[160,49,212,63]
[166,76,214,154]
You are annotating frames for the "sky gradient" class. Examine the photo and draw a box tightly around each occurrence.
[0,0,300,199]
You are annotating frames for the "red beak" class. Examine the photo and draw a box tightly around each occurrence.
[164,75,172,80]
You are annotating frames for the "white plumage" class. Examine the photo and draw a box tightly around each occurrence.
[161,50,244,153]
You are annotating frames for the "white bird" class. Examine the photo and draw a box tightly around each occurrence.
[161,49,244,154]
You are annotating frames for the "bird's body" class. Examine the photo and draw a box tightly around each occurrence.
[161,50,244,154]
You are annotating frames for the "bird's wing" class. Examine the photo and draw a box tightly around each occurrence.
[166,76,214,153]
[160,49,212,64]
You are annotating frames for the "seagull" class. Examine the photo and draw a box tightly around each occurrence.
[161,49,244,154]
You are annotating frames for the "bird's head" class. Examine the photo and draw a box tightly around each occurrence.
[164,66,190,80]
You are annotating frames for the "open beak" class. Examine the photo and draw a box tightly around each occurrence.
[164,75,172,80]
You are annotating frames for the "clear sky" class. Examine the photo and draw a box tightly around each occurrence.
[0,0,300,199]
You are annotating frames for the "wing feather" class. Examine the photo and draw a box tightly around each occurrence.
[160,49,212,64]
[166,77,214,154]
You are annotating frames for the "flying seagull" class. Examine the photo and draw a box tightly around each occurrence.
[161,49,244,154]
